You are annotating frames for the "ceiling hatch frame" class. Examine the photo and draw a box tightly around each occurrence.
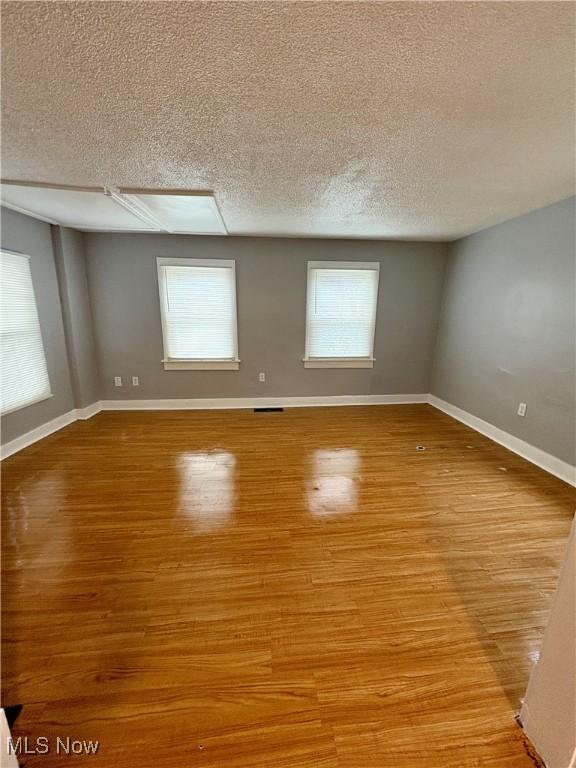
[0,180,228,235]
[116,188,228,235]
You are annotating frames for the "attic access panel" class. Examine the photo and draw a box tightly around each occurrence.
[119,189,227,235]
[1,183,228,235]
[0,183,157,231]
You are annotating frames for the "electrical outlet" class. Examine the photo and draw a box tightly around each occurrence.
[132,376,139,386]
[259,372,266,383]
[517,402,527,417]
[114,376,122,387]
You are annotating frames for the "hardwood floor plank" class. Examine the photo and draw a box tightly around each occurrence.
[1,405,572,766]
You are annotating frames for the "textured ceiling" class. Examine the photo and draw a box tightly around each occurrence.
[1,1,575,240]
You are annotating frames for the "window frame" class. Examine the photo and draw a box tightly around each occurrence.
[156,257,240,371]
[303,260,380,369]
[0,249,53,415]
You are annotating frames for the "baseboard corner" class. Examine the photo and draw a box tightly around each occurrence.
[427,394,576,487]
[75,401,102,420]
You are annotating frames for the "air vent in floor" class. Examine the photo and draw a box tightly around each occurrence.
[254,407,284,413]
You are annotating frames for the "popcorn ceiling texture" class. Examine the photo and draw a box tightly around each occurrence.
[1,1,574,240]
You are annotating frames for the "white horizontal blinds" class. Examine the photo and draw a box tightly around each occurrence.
[1,252,51,414]
[161,264,237,360]
[307,265,379,358]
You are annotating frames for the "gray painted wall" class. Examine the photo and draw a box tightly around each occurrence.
[1,207,75,443]
[52,226,100,409]
[3,198,574,467]
[85,234,448,400]
[432,197,575,465]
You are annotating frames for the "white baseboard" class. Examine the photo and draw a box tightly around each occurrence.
[428,395,576,487]
[76,401,102,420]
[4,394,574,488]
[1,410,78,460]
[100,394,428,411]
[1,395,425,459]
[1,401,102,460]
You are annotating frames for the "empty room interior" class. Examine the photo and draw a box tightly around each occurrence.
[1,2,575,767]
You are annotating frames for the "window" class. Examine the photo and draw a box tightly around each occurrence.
[304,261,380,368]
[1,250,52,414]
[157,258,239,370]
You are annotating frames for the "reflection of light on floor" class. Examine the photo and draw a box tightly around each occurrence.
[4,472,65,567]
[178,452,236,533]
[307,449,360,517]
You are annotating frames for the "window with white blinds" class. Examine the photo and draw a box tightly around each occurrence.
[304,261,380,368]
[157,258,239,370]
[1,251,52,414]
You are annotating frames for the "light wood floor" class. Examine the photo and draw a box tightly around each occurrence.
[1,405,574,767]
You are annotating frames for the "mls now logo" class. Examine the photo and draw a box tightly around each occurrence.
[7,736,100,755]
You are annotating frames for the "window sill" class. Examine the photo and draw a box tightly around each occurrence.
[163,360,240,371]
[303,358,375,369]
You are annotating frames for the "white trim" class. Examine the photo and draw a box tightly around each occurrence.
[1,402,102,460]
[303,358,374,369]
[1,396,425,459]
[156,257,239,365]
[163,360,240,370]
[428,395,576,487]
[307,260,381,271]
[156,257,235,269]
[74,227,160,234]
[1,410,77,460]
[119,189,229,236]
[1,200,59,225]
[106,189,164,231]
[1,182,102,226]
[100,394,428,411]
[305,260,380,363]
[76,401,103,420]
[4,395,572,487]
